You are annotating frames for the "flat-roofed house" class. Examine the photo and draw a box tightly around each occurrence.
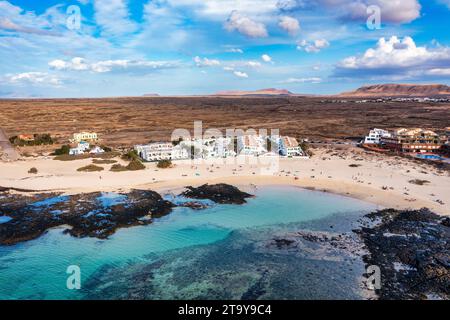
[363,128,391,145]
[278,136,305,157]
[135,142,189,162]
[200,137,236,158]
[381,128,442,153]
[237,135,267,156]
[73,132,98,142]
[18,134,34,142]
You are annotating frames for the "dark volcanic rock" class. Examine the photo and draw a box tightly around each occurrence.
[356,208,450,300]
[0,189,174,245]
[181,183,253,204]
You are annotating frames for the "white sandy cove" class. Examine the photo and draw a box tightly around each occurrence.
[0,146,449,215]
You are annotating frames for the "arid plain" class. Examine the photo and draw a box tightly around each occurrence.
[1,96,449,147]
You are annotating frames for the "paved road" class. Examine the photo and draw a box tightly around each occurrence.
[0,128,19,161]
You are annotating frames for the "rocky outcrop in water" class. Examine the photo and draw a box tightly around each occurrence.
[356,208,449,300]
[181,184,253,204]
[0,189,174,245]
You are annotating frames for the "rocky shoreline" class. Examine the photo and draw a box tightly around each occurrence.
[182,183,254,204]
[268,208,449,300]
[0,183,253,246]
[357,208,449,300]
[1,183,448,300]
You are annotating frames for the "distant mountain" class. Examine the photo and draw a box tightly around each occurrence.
[339,84,450,97]
[142,93,160,97]
[213,88,294,96]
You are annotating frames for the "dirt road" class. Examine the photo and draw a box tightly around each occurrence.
[0,128,19,161]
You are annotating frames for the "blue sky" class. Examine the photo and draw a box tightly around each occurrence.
[1,0,450,97]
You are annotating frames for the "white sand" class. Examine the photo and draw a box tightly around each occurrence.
[0,147,448,215]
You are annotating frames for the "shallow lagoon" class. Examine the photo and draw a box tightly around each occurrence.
[0,186,377,300]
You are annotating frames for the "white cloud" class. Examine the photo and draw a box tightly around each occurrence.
[226,48,244,53]
[262,54,272,62]
[233,71,249,78]
[224,11,268,38]
[334,36,450,78]
[167,0,279,19]
[297,39,329,53]
[427,68,450,76]
[278,16,300,35]
[6,72,62,86]
[343,0,421,24]
[194,56,221,67]
[241,61,262,68]
[279,77,322,83]
[49,57,181,73]
[93,0,138,36]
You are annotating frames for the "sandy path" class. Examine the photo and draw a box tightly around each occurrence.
[0,128,19,161]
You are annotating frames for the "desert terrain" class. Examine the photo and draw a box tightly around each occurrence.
[0,96,449,149]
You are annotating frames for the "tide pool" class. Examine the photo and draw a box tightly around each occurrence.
[0,186,377,300]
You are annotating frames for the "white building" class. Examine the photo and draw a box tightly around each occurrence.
[363,128,391,145]
[237,135,267,156]
[200,137,236,158]
[278,136,305,157]
[135,142,189,162]
[73,132,98,142]
[89,146,105,154]
[69,141,90,155]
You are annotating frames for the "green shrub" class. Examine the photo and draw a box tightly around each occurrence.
[408,179,430,186]
[122,150,140,161]
[54,145,70,155]
[28,167,38,174]
[92,159,117,164]
[77,164,104,172]
[126,159,146,171]
[110,164,128,172]
[157,159,172,169]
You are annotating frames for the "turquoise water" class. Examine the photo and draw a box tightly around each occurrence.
[0,186,376,300]
[414,153,450,163]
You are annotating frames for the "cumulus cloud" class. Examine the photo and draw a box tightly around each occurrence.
[224,11,268,38]
[167,0,279,19]
[279,77,322,83]
[277,0,421,24]
[49,57,181,73]
[278,16,300,35]
[225,48,244,53]
[93,0,138,36]
[0,2,64,36]
[297,39,329,53]
[343,0,421,24]
[194,56,221,67]
[334,36,450,79]
[5,72,62,86]
[233,70,249,78]
[261,54,272,62]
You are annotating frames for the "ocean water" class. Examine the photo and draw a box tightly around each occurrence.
[0,186,377,300]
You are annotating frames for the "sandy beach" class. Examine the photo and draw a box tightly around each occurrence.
[0,146,448,215]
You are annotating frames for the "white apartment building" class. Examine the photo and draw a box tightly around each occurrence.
[237,135,267,156]
[278,136,305,157]
[135,142,189,162]
[363,128,391,145]
[201,137,236,158]
[73,132,98,142]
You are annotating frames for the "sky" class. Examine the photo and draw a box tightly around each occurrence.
[0,0,450,98]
